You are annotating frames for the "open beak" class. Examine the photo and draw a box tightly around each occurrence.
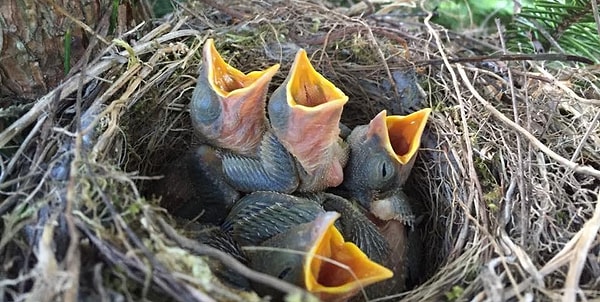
[245,207,393,300]
[191,38,280,155]
[268,49,349,189]
[304,212,393,301]
[366,108,432,165]
[204,39,279,99]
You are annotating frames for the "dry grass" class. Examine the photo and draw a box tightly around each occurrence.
[1,0,599,301]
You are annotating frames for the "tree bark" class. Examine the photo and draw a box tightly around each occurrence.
[0,0,151,100]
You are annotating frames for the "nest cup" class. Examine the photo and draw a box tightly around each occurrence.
[134,2,449,295]
[2,1,600,301]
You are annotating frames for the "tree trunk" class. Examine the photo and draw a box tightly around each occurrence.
[0,0,151,100]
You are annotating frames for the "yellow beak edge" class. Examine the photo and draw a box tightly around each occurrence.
[304,212,393,300]
[367,108,432,164]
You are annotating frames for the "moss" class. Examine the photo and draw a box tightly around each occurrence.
[445,285,465,301]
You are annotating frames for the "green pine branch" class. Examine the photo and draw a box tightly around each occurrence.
[506,0,600,63]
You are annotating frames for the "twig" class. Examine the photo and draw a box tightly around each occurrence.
[62,45,88,301]
[423,8,486,241]
[361,0,375,15]
[498,191,600,301]
[563,193,600,302]
[0,29,201,149]
[495,19,530,248]
[82,160,164,302]
[76,219,206,302]
[534,66,600,105]
[409,53,594,67]
[359,19,400,102]
[155,216,314,299]
[455,65,600,179]
[196,0,249,20]
[528,18,565,54]
[0,115,46,184]
[569,110,600,163]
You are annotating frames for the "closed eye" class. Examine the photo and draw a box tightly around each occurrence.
[278,267,292,279]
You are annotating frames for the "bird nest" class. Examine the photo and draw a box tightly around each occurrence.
[1,0,599,301]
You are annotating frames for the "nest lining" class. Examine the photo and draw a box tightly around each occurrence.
[0,0,599,301]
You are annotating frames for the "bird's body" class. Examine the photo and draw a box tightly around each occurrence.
[268,49,349,191]
[184,38,354,220]
[222,191,402,300]
[150,148,239,224]
[338,108,431,297]
[243,211,393,302]
[223,191,324,246]
[342,108,431,214]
